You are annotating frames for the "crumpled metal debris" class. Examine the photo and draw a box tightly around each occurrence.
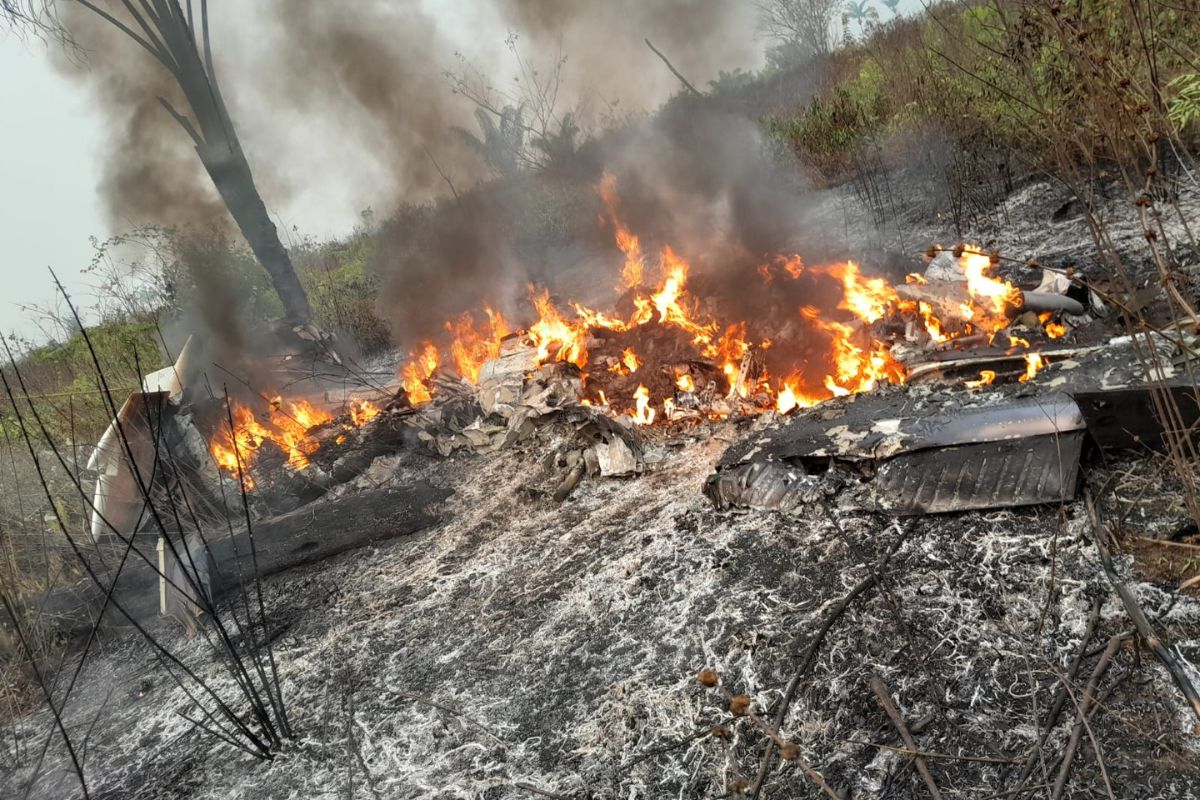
[704,461,830,512]
[710,389,1087,515]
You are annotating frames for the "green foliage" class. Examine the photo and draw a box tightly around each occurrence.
[14,316,165,444]
[159,232,285,323]
[530,114,581,173]
[842,0,880,40]
[765,40,817,73]
[765,0,1200,194]
[1169,73,1200,135]
[296,233,392,355]
[763,58,888,182]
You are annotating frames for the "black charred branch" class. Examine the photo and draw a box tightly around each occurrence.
[74,0,313,325]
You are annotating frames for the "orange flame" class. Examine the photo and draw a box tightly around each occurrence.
[348,399,381,427]
[621,347,640,373]
[401,341,440,404]
[447,307,510,383]
[529,288,588,368]
[829,260,899,324]
[965,370,996,389]
[676,374,696,393]
[1039,312,1068,339]
[630,384,656,425]
[598,173,645,289]
[209,397,335,485]
[210,394,388,486]
[1019,353,1045,383]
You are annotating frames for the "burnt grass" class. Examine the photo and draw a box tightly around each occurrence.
[6,178,1200,799]
[5,426,1200,799]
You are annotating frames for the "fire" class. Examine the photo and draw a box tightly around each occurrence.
[633,245,720,348]
[621,347,640,373]
[960,245,1021,316]
[402,341,440,404]
[210,397,334,485]
[916,301,949,344]
[1008,335,1030,349]
[528,289,588,368]
[348,399,380,427]
[965,370,996,389]
[630,384,656,425]
[1019,353,1046,383]
[385,173,1036,432]
[598,173,645,289]
[829,260,899,324]
[776,383,799,414]
[210,395,386,485]
[447,308,510,383]
[1039,312,1068,339]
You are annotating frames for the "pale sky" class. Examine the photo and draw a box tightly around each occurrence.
[0,1,922,344]
[1,35,107,341]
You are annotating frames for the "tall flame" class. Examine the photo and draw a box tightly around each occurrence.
[401,341,440,405]
[446,308,510,383]
[598,173,645,289]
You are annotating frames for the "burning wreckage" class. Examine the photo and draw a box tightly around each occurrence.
[82,196,1197,640]
[45,179,1200,798]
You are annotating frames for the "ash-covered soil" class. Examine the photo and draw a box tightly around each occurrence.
[6,171,1200,800]
[5,421,1200,799]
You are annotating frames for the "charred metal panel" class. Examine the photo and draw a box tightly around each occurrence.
[1074,384,1200,453]
[872,432,1083,515]
[718,390,1083,467]
[703,461,827,512]
[712,390,1086,515]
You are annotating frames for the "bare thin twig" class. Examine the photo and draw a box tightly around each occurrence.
[869,677,944,800]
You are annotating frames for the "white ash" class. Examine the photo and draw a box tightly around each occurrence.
[4,434,1200,799]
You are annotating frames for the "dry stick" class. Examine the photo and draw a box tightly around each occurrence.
[749,525,914,799]
[1011,597,1101,793]
[869,677,944,800]
[224,391,293,739]
[0,364,273,765]
[45,274,285,716]
[743,709,842,800]
[3,321,282,758]
[1085,490,1200,721]
[643,38,701,97]
[1046,660,1118,800]
[3,343,279,749]
[840,738,1021,765]
[1050,635,1123,800]
[512,782,574,800]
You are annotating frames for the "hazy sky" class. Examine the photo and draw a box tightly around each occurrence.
[0,1,922,344]
[1,34,107,341]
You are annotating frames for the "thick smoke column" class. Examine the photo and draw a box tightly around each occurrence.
[54,5,226,230]
[53,1,774,356]
[56,1,762,236]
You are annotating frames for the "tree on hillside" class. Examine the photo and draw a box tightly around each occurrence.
[757,0,841,61]
[842,0,880,39]
[3,1,317,331]
[453,105,527,179]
